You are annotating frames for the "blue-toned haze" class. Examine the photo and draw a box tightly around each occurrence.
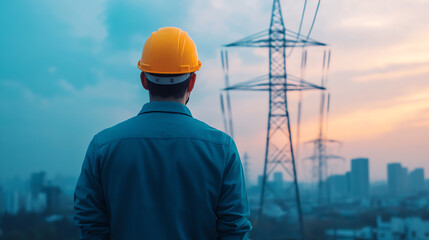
[1,0,428,183]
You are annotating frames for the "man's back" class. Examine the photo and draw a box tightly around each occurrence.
[74,101,252,239]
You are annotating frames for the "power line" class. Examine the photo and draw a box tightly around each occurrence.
[305,0,321,41]
[286,0,308,57]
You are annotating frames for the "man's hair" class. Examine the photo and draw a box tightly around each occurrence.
[146,73,193,99]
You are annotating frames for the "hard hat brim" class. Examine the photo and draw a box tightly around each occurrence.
[137,60,201,74]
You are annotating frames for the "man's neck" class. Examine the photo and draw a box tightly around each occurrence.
[149,96,187,105]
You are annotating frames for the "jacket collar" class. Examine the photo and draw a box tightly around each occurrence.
[138,101,193,118]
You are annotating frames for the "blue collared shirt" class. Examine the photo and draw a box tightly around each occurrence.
[74,101,252,239]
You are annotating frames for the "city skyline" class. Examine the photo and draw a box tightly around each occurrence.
[2,159,426,215]
[1,163,428,240]
[1,158,427,185]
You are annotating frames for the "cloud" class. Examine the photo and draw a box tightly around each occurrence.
[299,88,429,142]
[383,29,429,66]
[48,67,57,74]
[316,0,429,72]
[0,77,147,180]
[340,16,392,29]
[56,79,76,92]
[184,0,269,37]
[41,0,108,43]
[354,62,429,82]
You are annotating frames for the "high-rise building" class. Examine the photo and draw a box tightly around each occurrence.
[5,191,20,214]
[258,175,264,188]
[273,172,284,188]
[0,185,5,214]
[350,158,369,198]
[345,171,351,195]
[409,168,425,192]
[327,174,349,200]
[387,163,407,196]
[31,172,46,198]
[401,167,408,194]
[44,185,61,214]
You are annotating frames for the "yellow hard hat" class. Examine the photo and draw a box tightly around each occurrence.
[137,27,202,74]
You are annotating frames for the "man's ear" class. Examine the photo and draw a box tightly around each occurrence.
[187,73,196,93]
[140,72,149,90]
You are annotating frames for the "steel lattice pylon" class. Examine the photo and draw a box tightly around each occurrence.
[220,0,327,239]
[303,50,345,206]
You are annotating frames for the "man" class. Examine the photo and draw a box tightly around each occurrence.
[74,27,252,239]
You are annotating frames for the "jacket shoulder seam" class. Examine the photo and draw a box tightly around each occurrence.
[97,136,228,147]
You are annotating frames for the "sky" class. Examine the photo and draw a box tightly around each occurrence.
[1,0,428,184]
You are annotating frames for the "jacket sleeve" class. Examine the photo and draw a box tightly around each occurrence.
[216,137,252,240]
[74,137,109,240]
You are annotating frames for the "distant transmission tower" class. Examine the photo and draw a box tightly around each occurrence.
[220,0,327,238]
[303,50,344,205]
[243,152,250,185]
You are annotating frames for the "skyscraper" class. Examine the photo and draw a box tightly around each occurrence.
[0,185,5,214]
[327,174,349,200]
[44,185,61,214]
[401,167,408,194]
[31,172,46,198]
[273,172,284,186]
[350,158,369,198]
[387,163,405,196]
[345,171,351,195]
[409,168,425,192]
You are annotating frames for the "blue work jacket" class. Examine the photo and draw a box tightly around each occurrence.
[74,101,252,239]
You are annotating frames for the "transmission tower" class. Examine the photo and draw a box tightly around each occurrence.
[220,0,327,238]
[303,50,344,205]
[243,152,250,185]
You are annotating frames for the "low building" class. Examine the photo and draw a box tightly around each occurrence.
[376,216,429,240]
[408,168,425,193]
[325,216,429,240]
[325,227,373,240]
